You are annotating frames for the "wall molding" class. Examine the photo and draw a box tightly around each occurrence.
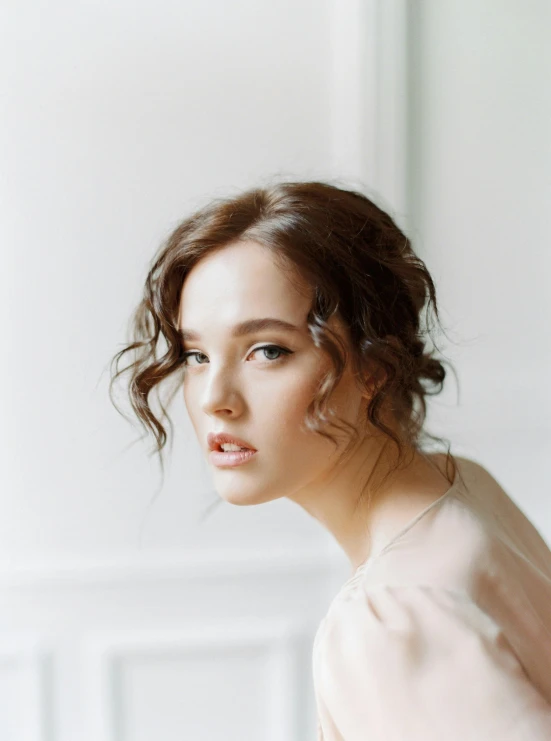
[81,619,309,741]
[0,547,345,590]
[328,0,409,219]
[0,638,52,741]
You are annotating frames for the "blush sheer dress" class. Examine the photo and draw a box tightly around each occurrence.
[312,456,551,740]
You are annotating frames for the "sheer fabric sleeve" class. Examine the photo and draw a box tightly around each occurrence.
[317,584,551,741]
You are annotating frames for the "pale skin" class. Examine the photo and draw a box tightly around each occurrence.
[178,240,455,572]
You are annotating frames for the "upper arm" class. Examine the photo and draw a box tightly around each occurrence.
[318,585,551,741]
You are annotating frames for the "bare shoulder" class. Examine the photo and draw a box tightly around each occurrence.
[431,453,507,502]
[452,455,501,484]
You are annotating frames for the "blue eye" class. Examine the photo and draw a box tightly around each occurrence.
[181,344,293,367]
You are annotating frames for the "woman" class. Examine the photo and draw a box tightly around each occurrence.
[110,180,551,739]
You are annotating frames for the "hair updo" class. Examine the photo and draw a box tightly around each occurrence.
[109,179,458,504]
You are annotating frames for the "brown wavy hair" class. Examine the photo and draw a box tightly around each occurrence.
[109,179,460,518]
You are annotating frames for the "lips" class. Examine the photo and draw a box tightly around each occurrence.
[207,431,256,452]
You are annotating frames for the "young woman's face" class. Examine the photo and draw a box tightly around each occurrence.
[178,240,369,507]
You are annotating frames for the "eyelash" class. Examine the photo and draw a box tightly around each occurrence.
[181,344,293,367]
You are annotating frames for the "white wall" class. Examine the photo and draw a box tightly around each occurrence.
[0,1,372,739]
[407,0,551,533]
[0,0,338,564]
[0,1,549,739]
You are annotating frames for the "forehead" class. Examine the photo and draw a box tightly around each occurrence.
[178,241,311,326]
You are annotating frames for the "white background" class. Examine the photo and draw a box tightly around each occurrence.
[0,1,549,739]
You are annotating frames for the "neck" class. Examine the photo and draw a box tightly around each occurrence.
[287,430,454,570]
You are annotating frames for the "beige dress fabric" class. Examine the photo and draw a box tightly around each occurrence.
[313,455,551,740]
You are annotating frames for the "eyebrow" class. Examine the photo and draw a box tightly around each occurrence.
[178,317,302,342]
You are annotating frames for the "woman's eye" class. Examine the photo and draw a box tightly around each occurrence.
[182,351,207,366]
[181,344,292,367]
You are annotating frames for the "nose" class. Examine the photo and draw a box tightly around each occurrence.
[199,365,245,419]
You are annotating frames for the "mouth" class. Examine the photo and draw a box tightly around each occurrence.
[209,447,257,468]
[207,432,257,453]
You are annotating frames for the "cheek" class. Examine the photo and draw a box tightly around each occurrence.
[245,371,319,450]
[268,372,339,446]
[281,368,364,447]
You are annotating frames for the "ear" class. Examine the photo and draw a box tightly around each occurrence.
[357,335,402,399]
[354,356,386,398]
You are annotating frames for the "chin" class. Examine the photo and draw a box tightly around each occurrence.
[215,482,284,507]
